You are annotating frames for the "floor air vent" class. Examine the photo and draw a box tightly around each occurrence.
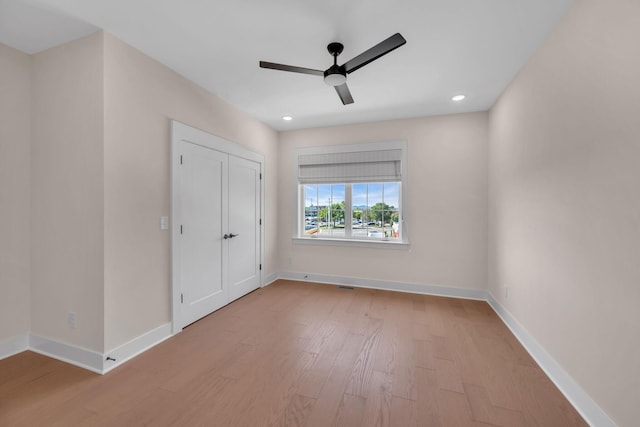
[337,285,355,290]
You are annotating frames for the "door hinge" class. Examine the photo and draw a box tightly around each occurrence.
[181,293,184,303]
[259,264,262,271]
[180,155,183,164]
[259,218,262,225]
[180,225,183,234]
[259,173,262,180]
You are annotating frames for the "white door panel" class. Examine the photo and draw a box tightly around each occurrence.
[228,155,261,301]
[179,141,229,327]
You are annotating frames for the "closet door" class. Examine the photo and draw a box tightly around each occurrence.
[228,155,261,301]
[172,121,264,332]
[179,140,229,327]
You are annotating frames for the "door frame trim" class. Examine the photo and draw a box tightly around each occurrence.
[170,120,265,334]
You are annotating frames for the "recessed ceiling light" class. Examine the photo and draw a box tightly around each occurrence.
[282,115,293,121]
[451,94,466,102]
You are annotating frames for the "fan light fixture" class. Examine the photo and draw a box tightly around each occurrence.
[282,115,293,121]
[324,72,347,86]
[452,94,466,101]
[324,64,347,86]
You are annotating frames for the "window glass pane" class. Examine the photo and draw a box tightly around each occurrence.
[328,184,345,238]
[367,183,383,234]
[368,183,383,206]
[352,183,367,208]
[383,182,399,210]
[354,182,400,240]
[313,184,345,238]
[365,183,382,238]
[302,181,401,241]
[303,184,320,235]
[352,183,366,234]
[384,182,400,240]
[315,184,329,225]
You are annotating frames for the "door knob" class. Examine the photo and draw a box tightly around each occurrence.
[229,233,239,238]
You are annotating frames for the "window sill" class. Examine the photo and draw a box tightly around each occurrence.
[292,236,410,250]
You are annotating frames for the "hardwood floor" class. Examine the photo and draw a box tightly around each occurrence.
[0,280,587,426]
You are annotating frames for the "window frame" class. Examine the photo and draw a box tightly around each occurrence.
[293,141,409,248]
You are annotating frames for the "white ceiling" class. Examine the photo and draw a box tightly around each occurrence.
[1,0,574,131]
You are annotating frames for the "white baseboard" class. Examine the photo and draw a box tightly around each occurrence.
[17,324,172,375]
[262,272,278,287]
[277,271,488,300]
[102,322,172,374]
[486,293,616,427]
[29,334,104,374]
[0,333,29,360]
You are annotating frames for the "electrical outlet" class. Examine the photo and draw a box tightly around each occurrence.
[67,312,77,329]
[287,256,292,265]
[504,286,509,298]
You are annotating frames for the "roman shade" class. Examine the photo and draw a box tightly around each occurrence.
[298,149,402,184]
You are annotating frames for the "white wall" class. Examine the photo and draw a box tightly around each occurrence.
[103,33,279,351]
[488,1,640,425]
[0,43,31,343]
[31,33,105,352]
[278,113,488,291]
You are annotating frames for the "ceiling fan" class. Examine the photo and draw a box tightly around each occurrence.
[259,33,406,105]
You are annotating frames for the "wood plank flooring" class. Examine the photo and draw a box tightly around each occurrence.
[0,280,587,426]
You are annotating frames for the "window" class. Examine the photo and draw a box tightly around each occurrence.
[296,141,408,246]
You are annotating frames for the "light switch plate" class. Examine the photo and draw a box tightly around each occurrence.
[160,216,169,230]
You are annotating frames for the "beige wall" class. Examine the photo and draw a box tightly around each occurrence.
[31,33,105,352]
[0,43,31,342]
[2,31,278,354]
[103,34,279,351]
[278,113,488,290]
[488,1,640,425]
